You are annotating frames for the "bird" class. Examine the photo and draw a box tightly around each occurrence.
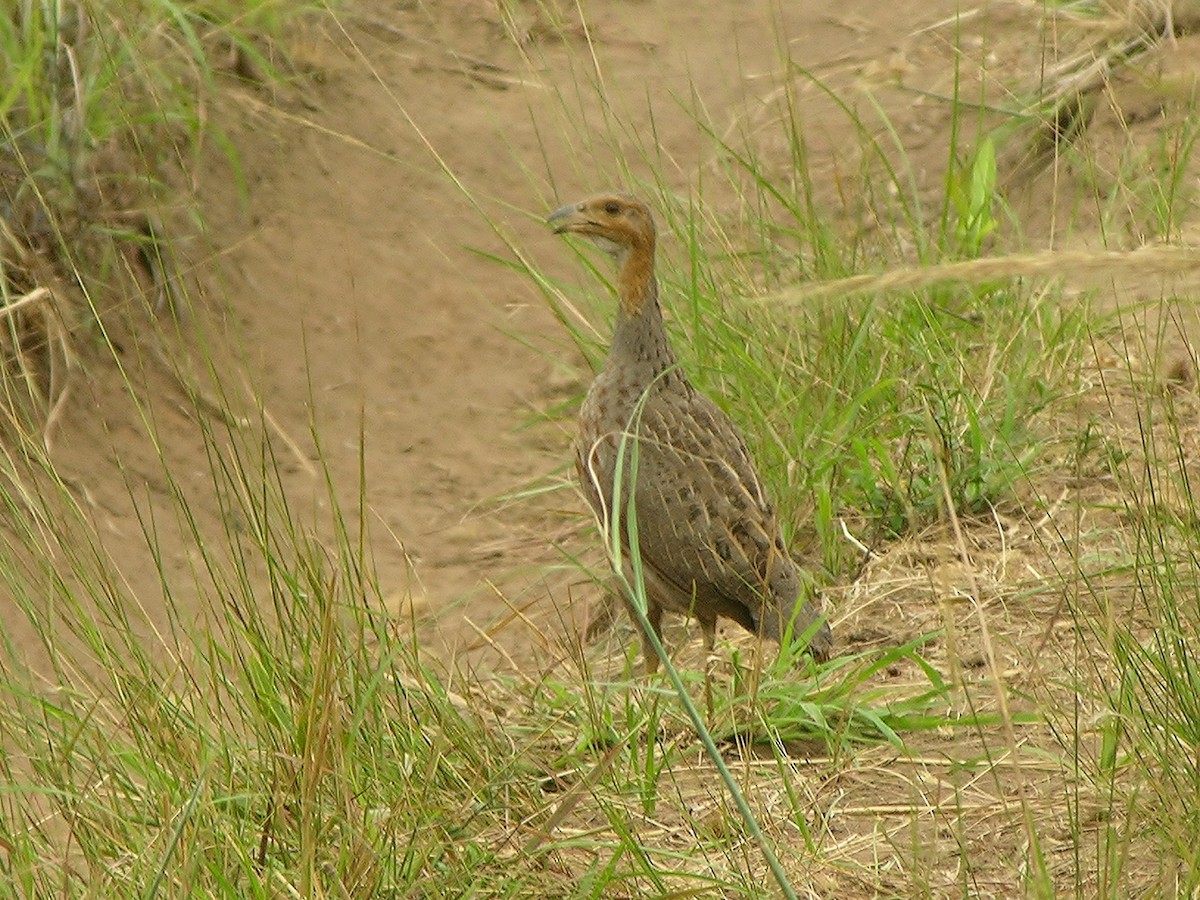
[547,192,833,674]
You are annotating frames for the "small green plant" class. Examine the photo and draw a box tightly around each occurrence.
[949,136,1000,258]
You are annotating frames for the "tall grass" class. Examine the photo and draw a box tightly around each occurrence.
[1,0,1199,895]
[1048,309,1200,895]
[0,409,567,895]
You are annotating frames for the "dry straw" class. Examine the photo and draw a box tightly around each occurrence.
[758,244,1200,305]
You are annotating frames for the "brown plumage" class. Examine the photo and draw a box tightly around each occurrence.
[548,193,833,672]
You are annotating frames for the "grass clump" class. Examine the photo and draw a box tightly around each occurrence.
[0,0,312,431]
[0,419,563,896]
[1053,372,1200,894]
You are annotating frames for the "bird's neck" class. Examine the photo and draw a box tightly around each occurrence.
[610,245,677,374]
[616,242,655,317]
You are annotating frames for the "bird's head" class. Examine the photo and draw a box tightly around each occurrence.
[546,193,656,259]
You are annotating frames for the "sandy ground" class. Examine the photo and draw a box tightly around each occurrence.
[24,0,1200,679]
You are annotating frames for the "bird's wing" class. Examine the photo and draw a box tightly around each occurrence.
[622,387,797,620]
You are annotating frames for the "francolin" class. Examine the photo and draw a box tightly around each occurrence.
[548,193,834,673]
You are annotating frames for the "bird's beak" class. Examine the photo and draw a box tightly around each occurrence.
[547,202,584,234]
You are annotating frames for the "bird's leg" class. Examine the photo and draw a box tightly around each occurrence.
[583,578,621,643]
[641,600,664,676]
[700,618,717,720]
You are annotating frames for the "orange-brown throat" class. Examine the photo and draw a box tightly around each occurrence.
[617,240,656,317]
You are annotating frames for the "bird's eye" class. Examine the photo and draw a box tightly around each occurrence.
[604,202,621,215]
